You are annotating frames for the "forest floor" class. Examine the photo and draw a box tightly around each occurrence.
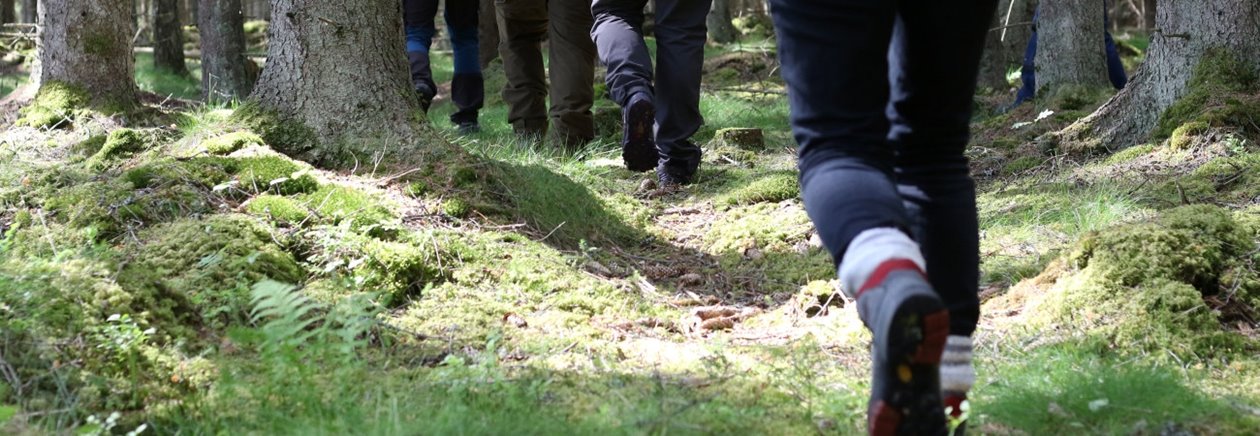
[2,35,1259,435]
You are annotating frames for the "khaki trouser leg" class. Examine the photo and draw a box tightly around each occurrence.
[545,0,597,146]
[496,0,549,136]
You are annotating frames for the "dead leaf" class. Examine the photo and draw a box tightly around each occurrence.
[503,312,528,328]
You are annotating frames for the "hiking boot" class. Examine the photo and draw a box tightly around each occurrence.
[622,93,657,172]
[856,261,949,436]
[415,83,435,113]
[456,121,481,136]
[656,163,692,189]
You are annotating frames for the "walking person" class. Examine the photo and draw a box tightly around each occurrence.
[495,0,597,149]
[770,0,998,433]
[591,0,710,186]
[405,0,485,134]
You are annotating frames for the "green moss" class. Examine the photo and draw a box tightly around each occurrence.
[1151,152,1260,206]
[361,239,440,307]
[497,163,640,246]
[231,103,318,158]
[720,172,799,206]
[17,81,89,129]
[443,198,472,218]
[204,131,265,155]
[116,214,304,332]
[303,185,395,231]
[245,195,311,226]
[404,181,429,197]
[123,157,234,190]
[1102,144,1155,165]
[233,155,320,195]
[71,134,108,158]
[1154,50,1260,140]
[1169,121,1211,149]
[1003,156,1042,174]
[86,128,147,169]
[1013,205,1258,359]
[39,157,234,237]
[1045,84,1112,112]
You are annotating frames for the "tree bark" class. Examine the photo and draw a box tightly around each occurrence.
[154,0,189,75]
[978,0,1035,90]
[19,0,34,23]
[477,0,498,67]
[199,0,253,102]
[1035,0,1109,94]
[1,0,15,23]
[1057,0,1260,151]
[249,0,424,162]
[707,0,737,44]
[35,0,138,107]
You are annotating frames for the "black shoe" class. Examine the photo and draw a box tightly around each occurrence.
[415,83,435,113]
[622,93,657,172]
[456,121,481,135]
[857,264,949,435]
[656,164,692,188]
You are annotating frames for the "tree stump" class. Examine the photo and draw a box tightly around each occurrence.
[712,127,764,150]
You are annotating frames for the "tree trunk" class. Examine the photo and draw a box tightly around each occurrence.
[477,0,498,67]
[35,0,138,108]
[1142,0,1156,30]
[19,0,34,23]
[154,0,189,75]
[199,0,252,102]
[249,0,424,162]
[707,0,737,44]
[978,0,1035,90]
[1,0,15,23]
[1035,0,1109,94]
[1056,0,1260,151]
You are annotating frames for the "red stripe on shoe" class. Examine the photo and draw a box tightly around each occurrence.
[914,310,950,364]
[869,401,901,436]
[855,258,926,299]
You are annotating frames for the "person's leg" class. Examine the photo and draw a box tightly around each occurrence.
[404,0,440,111]
[445,0,484,129]
[1104,31,1128,90]
[477,0,500,68]
[1012,28,1037,106]
[591,0,657,170]
[545,0,597,149]
[496,0,549,136]
[772,1,947,433]
[651,0,710,184]
[887,0,999,425]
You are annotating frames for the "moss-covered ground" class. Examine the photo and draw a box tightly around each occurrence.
[1,40,1258,435]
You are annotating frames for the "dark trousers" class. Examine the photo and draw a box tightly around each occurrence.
[770,0,998,336]
[496,0,597,145]
[405,0,485,124]
[591,0,710,176]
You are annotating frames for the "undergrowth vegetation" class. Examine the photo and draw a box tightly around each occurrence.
[1,40,1258,435]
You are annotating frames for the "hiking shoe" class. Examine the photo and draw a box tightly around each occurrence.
[622,93,657,172]
[456,121,481,136]
[415,83,435,113]
[656,164,692,189]
[856,261,950,436]
[944,392,967,435]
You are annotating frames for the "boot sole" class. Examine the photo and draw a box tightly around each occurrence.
[622,99,657,172]
[870,294,949,436]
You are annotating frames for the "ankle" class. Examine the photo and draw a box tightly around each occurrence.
[838,227,925,299]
